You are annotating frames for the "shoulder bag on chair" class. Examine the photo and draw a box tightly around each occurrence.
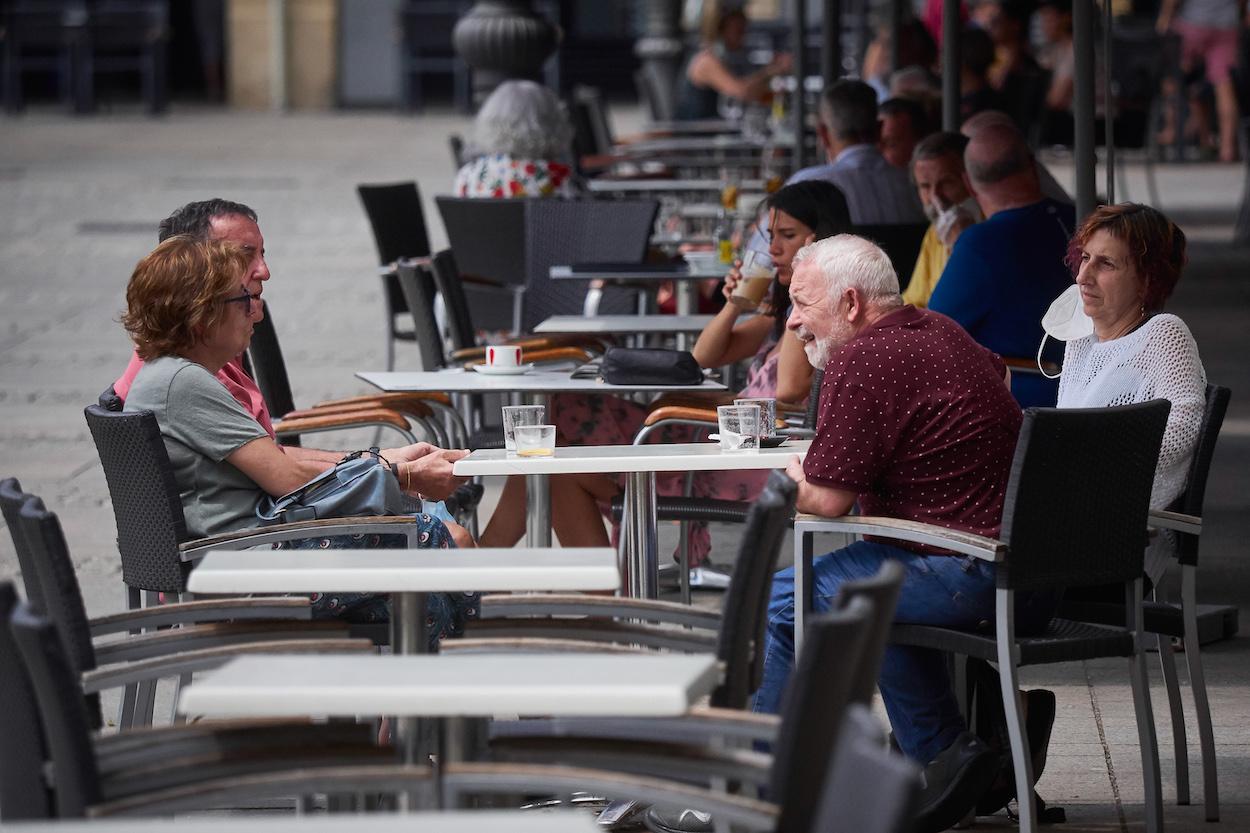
[256,448,410,525]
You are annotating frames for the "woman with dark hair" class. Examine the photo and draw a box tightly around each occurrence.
[1054,203,1206,584]
[478,181,852,562]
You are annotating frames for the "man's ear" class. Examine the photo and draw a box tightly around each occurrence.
[804,233,816,246]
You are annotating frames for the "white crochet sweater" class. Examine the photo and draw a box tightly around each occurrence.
[1057,313,1207,583]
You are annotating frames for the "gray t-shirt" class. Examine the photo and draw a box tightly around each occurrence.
[125,356,269,538]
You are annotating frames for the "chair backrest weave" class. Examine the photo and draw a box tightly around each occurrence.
[803,368,824,429]
[430,248,476,352]
[522,198,658,331]
[835,559,904,706]
[713,470,797,709]
[357,181,433,323]
[0,583,55,821]
[1173,384,1230,566]
[770,596,873,833]
[245,301,298,427]
[9,602,102,817]
[998,401,1170,592]
[83,404,190,593]
[1,477,46,611]
[395,262,447,370]
[436,197,528,289]
[19,498,103,732]
[851,223,929,290]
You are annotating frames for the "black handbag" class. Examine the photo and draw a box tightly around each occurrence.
[599,347,704,386]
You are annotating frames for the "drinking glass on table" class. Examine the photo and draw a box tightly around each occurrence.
[730,249,775,309]
[502,405,546,452]
[735,397,777,439]
[513,424,557,457]
[716,404,760,452]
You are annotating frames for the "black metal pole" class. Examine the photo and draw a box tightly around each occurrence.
[890,0,905,73]
[941,0,960,130]
[822,0,841,88]
[794,0,809,169]
[1073,0,1097,219]
[1103,0,1115,203]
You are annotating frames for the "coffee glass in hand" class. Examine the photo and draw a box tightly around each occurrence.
[730,249,775,309]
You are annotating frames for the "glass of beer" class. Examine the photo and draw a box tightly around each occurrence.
[730,249,775,309]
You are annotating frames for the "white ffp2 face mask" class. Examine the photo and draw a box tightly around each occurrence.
[1036,284,1093,378]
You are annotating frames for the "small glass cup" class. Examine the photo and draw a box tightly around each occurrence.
[502,404,546,452]
[716,404,760,452]
[735,397,777,439]
[731,249,775,309]
[513,424,557,457]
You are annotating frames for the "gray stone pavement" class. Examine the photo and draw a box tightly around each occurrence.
[1,105,1248,831]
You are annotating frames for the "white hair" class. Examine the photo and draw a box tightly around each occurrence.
[468,80,574,161]
[792,234,902,304]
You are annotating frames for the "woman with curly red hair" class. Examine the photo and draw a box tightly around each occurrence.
[1056,203,1207,585]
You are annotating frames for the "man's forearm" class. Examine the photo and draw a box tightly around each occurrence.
[795,479,857,518]
[283,445,348,464]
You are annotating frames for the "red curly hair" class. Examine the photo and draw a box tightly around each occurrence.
[121,236,251,360]
[1064,203,1186,313]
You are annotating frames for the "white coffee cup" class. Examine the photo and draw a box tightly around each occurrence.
[486,344,522,368]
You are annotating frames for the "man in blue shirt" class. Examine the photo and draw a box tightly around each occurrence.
[928,122,1075,407]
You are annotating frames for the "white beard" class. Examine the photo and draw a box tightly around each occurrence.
[803,335,834,369]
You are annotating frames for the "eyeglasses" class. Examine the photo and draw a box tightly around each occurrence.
[223,285,260,313]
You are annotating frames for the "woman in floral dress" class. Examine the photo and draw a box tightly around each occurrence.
[479,181,851,563]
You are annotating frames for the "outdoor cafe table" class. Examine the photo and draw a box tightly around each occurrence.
[587,178,767,194]
[454,441,810,599]
[533,314,715,336]
[4,812,602,833]
[549,263,730,341]
[178,652,721,765]
[357,370,728,549]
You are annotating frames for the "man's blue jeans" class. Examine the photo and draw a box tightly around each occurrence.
[752,539,1048,765]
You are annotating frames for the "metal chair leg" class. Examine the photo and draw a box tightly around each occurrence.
[1156,629,1190,804]
[1128,583,1165,833]
[1182,564,1219,821]
[996,606,1036,833]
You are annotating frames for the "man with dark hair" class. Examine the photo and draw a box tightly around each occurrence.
[113,199,468,503]
[787,79,925,224]
[904,131,979,307]
[878,96,930,169]
[928,122,1075,407]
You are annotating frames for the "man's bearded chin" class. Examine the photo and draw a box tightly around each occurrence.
[803,336,833,369]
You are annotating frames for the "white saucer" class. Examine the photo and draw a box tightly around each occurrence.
[472,363,536,376]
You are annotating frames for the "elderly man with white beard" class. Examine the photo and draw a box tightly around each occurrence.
[752,235,1058,833]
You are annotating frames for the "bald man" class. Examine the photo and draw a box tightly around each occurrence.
[961,110,1073,205]
[928,122,1075,407]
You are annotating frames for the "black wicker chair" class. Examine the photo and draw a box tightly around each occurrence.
[1,476,47,612]
[356,181,433,371]
[2,596,399,820]
[851,223,929,292]
[812,704,922,833]
[15,494,364,729]
[444,596,875,833]
[793,401,1172,833]
[1058,383,1231,820]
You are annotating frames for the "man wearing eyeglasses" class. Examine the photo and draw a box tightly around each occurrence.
[111,198,468,506]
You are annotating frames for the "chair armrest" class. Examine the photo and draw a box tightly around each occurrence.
[89,597,311,636]
[460,617,718,654]
[179,515,423,561]
[273,407,415,436]
[648,392,738,411]
[491,706,780,747]
[479,593,722,630]
[283,399,434,421]
[794,514,1007,562]
[1003,356,1060,377]
[313,391,451,410]
[82,637,373,693]
[93,620,352,666]
[1149,508,1201,535]
[643,405,718,428]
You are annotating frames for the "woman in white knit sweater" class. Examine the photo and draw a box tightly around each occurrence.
[1058,203,1207,585]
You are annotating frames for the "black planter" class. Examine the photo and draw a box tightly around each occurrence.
[452,1,559,94]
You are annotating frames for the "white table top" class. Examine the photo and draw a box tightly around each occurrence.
[2,812,599,833]
[357,369,724,395]
[534,314,715,335]
[179,653,721,718]
[454,440,809,476]
[550,264,728,281]
[588,178,766,192]
[187,548,620,594]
